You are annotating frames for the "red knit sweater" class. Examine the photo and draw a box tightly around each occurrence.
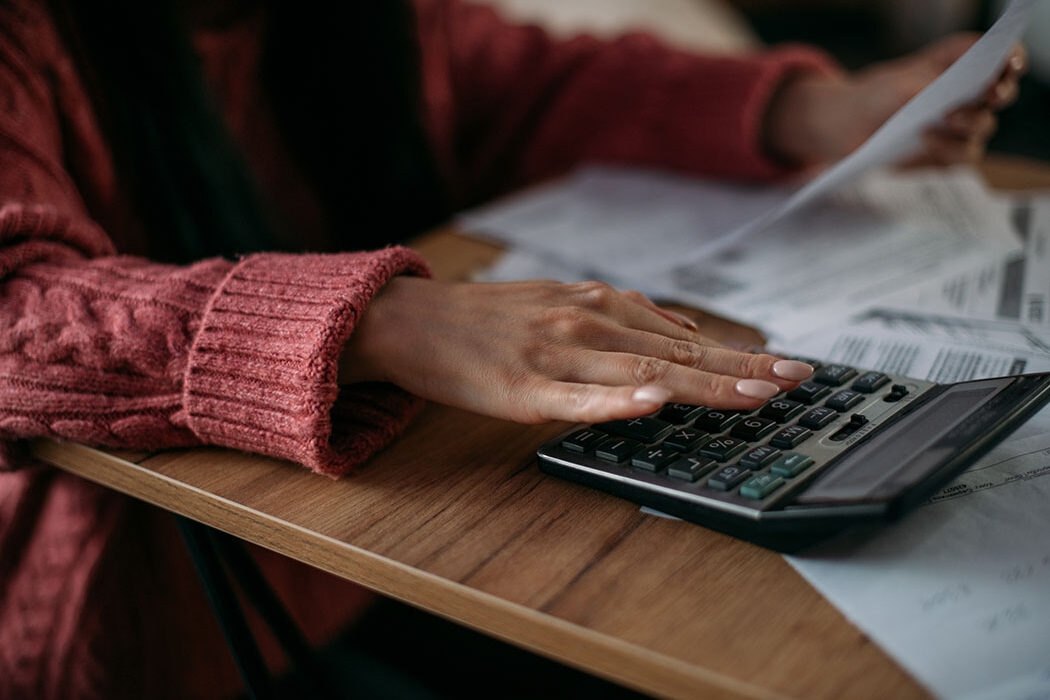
[0,0,833,697]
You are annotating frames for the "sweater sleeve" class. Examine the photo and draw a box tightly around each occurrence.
[0,3,430,477]
[416,0,841,204]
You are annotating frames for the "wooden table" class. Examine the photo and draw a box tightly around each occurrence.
[31,157,1050,700]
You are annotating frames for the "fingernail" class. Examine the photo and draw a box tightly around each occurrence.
[670,311,699,332]
[1010,53,1026,72]
[632,385,671,405]
[735,379,780,400]
[772,360,814,381]
[995,81,1013,104]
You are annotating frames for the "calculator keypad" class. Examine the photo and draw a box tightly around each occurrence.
[542,362,932,517]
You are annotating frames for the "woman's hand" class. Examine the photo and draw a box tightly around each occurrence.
[765,35,1027,168]
[339,277,813,424]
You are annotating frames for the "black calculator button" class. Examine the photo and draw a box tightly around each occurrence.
[631,446,679,472]
[739,445,781,469]
[731,417,778,441]
[707,464,750,491]
[657,403,705,425]
[694,409,742,432]
[770,425,812,448]
[595,417,673,443]
[595,438,641,463]
[769,453,814,477]
[663,426,709,452]
[759,399,804,422]
[699,436,749,461]
[812,364,858,386]
[786,381,831,405]
[740,473,785,500]
[562,428,605,452]
[798,406,838,429]
[852,371,890,393]
[826,390,864,412]
[666,456,717,482]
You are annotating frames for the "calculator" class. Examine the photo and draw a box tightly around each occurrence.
[537,364,1050,551]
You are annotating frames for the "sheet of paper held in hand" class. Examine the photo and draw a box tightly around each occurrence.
[461,0,1042,340]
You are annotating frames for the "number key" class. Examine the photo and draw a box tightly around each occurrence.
[658,403,706,425]
[731,416,777,441]
[786,381,831,405]
[760,398,804,422]
[695,409,742,432]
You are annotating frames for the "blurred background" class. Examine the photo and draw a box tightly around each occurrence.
[471,0,1050,163]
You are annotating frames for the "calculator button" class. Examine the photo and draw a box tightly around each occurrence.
[663,427,709,452]
[658,403,705,425]
[694,409,742,432]
[769,425,812,448]
[731,417,778,441]
[631,446,679,472]
[595,438,641,463]
[812,364,858,386]
[770,453,814,477]
[740,473,785,500]
[826,390,864,412]
[739,445,781,469]
[699,436,749,461]
[666,456,717,482]
[707,464,750,491]
[562,428,605,452]
[786,381,831,405]
[798,407,838,429]
[595,417,672,443]
[759,399,804,422]
[852,371,890,393]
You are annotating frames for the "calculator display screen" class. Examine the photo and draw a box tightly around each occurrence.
[795,378,1011,504]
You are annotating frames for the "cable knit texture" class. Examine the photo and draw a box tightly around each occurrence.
[0,0,837,697]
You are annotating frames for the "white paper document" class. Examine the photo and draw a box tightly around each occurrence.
[679,0,1042,263]
[785,430,1050,700]
[877,195,1050,329]
[466,166,1021,339]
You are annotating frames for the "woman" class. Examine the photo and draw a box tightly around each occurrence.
[0,0,1024,697]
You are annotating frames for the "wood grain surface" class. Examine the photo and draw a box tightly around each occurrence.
[32,156,1050,700]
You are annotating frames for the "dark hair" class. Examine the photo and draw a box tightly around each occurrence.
[53,0,447,263]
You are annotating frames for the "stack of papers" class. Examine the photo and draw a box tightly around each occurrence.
[457,1,1050,697]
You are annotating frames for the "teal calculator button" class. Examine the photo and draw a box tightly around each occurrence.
[770,453,814,477]
[740,473,785,500]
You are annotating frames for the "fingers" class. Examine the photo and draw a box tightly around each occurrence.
[560,281,717,346]
[526,382,674,424]
[988,44,1027,109]
[567,328,808,390]
[621,289,699,331]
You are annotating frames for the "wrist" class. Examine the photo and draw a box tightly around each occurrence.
[338,275,422,386]
[763,72,850,167]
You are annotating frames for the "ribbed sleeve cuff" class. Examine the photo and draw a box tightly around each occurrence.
[183,247,431,477]
[660,44,842,180]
